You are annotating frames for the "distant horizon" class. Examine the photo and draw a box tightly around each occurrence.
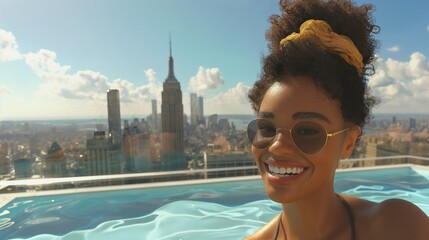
[1,112,429,122]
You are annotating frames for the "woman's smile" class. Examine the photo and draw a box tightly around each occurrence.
[260,155,311,186]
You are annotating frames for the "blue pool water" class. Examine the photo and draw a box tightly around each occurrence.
[1,167,428,240]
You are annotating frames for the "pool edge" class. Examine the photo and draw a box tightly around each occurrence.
[1,163,428,208]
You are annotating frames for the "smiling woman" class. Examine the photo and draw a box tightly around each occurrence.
[245,0,429,239]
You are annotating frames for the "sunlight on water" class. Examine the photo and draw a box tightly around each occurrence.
[7,190,429,240]
[8,188,429,240]
[2,167,429,240]
[343,186,429,216]
[9,200,281,240]
[0,218,14,231]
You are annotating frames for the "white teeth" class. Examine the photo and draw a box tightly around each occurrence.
[267,164,304,176]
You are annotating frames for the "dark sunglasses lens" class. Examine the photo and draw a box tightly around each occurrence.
[247,119,277,149]
[291,121,327,154]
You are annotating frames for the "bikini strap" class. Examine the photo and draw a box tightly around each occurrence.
[336,193,356,240]
[272,195,355,240]
[272,213,282,240]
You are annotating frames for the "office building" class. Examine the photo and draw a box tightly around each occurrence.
[151,99,158,131]
[13,158,33,179]
[85,131,122,175]
[123,119,152,172]
[197,96,205,125]
[202,135,257,178]
[107,89,122,146]
[409,118,417,131]
[160,38,186,170]
[363,137,406,167]
[44,141,67,178]
[190,93,198,126]
[0,142,10,175]
[190,94,205,126]
[207,114,218,131]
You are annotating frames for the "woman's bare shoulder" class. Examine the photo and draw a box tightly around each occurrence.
[355,197,429,240]
[244,214,280,240]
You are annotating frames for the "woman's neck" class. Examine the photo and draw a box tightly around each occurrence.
[280,189,350,239]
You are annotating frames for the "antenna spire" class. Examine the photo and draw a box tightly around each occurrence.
[165,32,178,82]
[169,33,172,57]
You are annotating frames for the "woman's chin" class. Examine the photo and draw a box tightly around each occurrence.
[263,181,296,204]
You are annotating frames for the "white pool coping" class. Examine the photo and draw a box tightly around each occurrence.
[1,163,428,209]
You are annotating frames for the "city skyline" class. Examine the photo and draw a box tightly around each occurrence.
[0,0,429,120]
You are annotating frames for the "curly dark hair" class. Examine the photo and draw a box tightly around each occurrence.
[248,0,380,137]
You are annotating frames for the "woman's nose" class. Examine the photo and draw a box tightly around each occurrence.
[268,131,296,154]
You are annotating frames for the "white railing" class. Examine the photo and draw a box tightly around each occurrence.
[0,166,257,187]
[1,155,428,191]
[341,155,429,163]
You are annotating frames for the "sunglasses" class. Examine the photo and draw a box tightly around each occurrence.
[247,119,349,154]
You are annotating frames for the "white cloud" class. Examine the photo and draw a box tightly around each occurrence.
[144,69,157,84]
[427,25,429,32]
[0,31,175,117]
[205,82,253,114]
[24,49,162,107]
[0,29,22,62]
[118,71,163,116]
[25,49,108,100]
[18,57,163,117]
[387,45,400,52]
[369,51,429,112]
[188,66,224,94]
[139,68,162,100]
[368,60,394,88]
[110,76,162,104]
[25,49,71,81]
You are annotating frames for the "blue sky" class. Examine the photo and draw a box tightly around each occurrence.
[0,0,428,120]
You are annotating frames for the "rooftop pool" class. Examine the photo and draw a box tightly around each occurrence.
[1,164,428,240]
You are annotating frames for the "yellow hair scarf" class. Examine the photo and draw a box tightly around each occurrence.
[280,19,364,75]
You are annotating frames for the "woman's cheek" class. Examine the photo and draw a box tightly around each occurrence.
[251,147,265,168]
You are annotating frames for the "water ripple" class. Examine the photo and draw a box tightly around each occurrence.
[0,218,14,230]
[8,200,280,240]
[3,167,429,239]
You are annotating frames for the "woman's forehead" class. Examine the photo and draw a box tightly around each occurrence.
[263,79,332,105]
[260,79,343,123]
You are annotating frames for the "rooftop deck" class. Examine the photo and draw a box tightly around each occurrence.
[1,155,428,206]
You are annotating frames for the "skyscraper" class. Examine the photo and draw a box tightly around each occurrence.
[197,95,205,125]
[190,93,198,126]
[161,37,185,169]
[123,122,152,173]
[152,99,157,116]
[151,99,158,131]
[107,89,122,145]
[190,94,205,126]
[86,131,122,175]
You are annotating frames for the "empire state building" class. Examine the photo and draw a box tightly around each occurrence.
[161,39,186,169]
